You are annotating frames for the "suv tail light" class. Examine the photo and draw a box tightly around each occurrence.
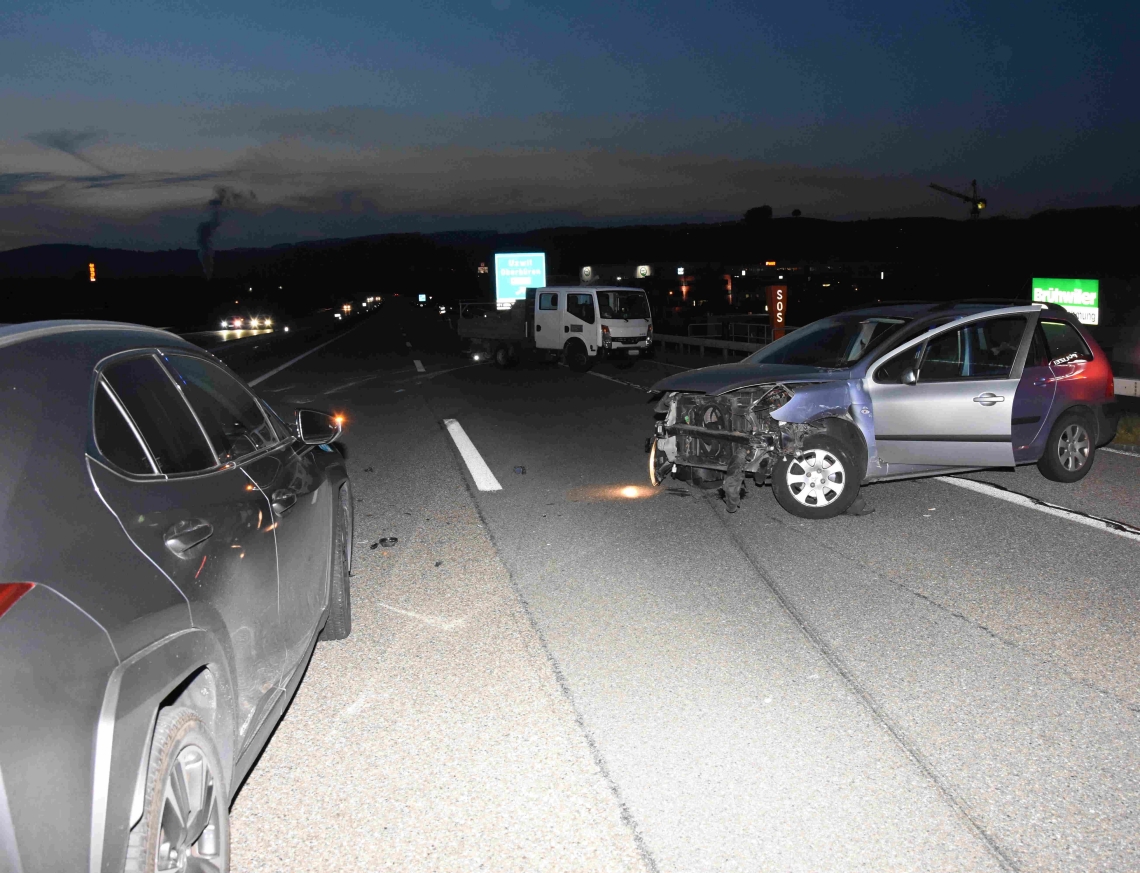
[0,583,34,620]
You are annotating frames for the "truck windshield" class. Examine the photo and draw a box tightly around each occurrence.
[744,316,909,368]
[597,290,650,320]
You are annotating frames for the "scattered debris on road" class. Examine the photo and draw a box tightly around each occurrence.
[514,465,527,474]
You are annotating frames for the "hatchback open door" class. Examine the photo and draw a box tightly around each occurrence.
[866,314,1032,468]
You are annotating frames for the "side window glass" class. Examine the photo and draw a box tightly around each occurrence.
[538,292,559,311]
[874,343,923,383]
[93,382,155,475]
[1026,327,1050,368]
[566,293,596,324]
[964,316,1026,378]
[918,316,1025,381]
[102,356,216,474]
[1040,321,1093,365]
[165,355,276,462]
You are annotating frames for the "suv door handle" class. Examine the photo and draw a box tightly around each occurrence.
[972,393,1005,406]
[271,488,298,515]
[164,519,213,556]
[564,325,570,333]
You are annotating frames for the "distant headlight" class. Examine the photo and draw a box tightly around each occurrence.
[221,320,227,328]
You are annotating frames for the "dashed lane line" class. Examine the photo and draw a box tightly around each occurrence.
[937,475,1140,543]
[414,359,426,373]
[443,419,503,491]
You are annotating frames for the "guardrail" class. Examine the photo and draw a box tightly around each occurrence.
[655,333,763,359]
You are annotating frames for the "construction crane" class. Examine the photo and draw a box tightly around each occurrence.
[929,179,987,219]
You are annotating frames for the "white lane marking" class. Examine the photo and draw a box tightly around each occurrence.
[325,373,383,394]
[1102,446,1140,458]
[937,476,1140,543]
[405,341,412,348]
[377,602,467,630]
[414,359,426,373]
[443,419,503,491]
[248,323,366,386]
[577,367,655,393]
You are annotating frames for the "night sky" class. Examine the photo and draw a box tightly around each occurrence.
[2,0,1137,251]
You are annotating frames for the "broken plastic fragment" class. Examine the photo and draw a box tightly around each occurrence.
[379,537,398,547]
[514,466,526,474]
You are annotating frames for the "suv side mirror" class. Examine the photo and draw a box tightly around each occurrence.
[295,409,343,445]
[901,368,918,386]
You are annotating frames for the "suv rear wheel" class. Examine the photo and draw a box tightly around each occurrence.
[1037,410,1096,482]
[772,434,860,519]
[125,708,229,873]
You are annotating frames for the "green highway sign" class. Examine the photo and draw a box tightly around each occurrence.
[1031,277,1099,326]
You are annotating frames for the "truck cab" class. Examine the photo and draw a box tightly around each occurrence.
[531,286,653,370]
[459,286,653,371]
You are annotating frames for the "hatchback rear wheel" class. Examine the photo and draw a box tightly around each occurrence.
[1037,411,1096,483]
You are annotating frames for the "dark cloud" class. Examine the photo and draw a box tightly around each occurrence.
[26,127,112,174]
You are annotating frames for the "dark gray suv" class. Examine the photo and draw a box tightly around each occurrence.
[0,321,353,872]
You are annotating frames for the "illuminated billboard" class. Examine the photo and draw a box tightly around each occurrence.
[1032,278,1099,326]
[495,252,547,304]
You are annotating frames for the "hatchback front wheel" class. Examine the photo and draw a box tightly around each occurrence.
[772,435,860,519]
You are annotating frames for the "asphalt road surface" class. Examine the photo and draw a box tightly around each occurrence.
[222,301,1140,872]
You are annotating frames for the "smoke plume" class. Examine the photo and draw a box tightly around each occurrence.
[196,186,255,279]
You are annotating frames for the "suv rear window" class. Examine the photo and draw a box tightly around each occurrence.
[1040,321,1093,365]
[102,356,216,474]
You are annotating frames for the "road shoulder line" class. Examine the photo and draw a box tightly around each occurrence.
[248,319,370,386]
[937,476,1140,542]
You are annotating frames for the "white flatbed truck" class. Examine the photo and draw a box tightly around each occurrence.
[457,286,654,370]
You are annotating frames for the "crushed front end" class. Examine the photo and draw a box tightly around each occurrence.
[649,385,812,486]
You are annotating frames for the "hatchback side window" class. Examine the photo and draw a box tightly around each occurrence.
[165,355,277,462]
[1040,321,1093,365]
[102,356,217,474]
[919,316,1026,381]
[93,382,156,475]
[538,293,559,311]
[874,343,924,383]
[566,293,596,324]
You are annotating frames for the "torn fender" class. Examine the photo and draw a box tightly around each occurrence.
[770,382,853,424]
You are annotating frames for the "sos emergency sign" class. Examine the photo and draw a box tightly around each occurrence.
[766,285,788,339]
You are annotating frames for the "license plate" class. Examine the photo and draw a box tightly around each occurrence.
[628,349,640,356]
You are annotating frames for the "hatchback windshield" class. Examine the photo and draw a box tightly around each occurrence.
[744,316,909,368]
[597,290,650,320]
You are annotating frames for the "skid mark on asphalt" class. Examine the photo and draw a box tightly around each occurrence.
[706,499,1019,873]
[443,418,503,491]
[377,602,468,630]
[938,476,1140,543]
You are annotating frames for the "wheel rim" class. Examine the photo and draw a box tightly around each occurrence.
[156,745,224,872]
[1057,423,1090,471]
[785,449,845,507]
[648,440,670,486]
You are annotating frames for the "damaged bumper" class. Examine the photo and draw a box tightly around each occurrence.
[652,385,802,475]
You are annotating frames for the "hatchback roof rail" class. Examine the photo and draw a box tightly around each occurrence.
[931,298,1067,312]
